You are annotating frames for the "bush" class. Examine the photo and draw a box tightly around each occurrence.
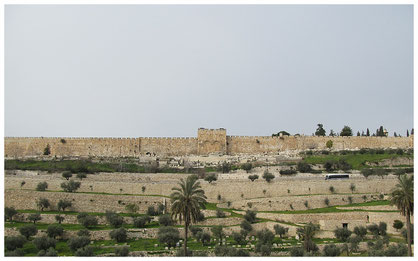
[256,243,272,256]
[36,181,48,191]
[5,207,18,222]
[159,214,174,226]
[214,246,250,256]
[329,186,335,193]
[324,198,330,206]
[19,224,38,239]
[257,229,274,244]
[190,226,203,237]
[158,226,180,247]
[77,229,91,238]
[5,236,26,251]
[240,220,253,233]
[334,228,352,242]
[67,236,91,252]
[323,244,340,256]
[75,246,94,256]
[61,180,81,193]
[216,209,226,218]
[43,144,51,155]
[350,183,356,192]
[133,216,151,228]
[125,203,139,214]
[326,140,333,149]
[367,222,387,237]
[110,228,128,242]
[361,168,373,178]
[147,206,158,216]
[297,162,312,173]
[115,246,130,256]
[57,199,72,212]
[105,211,124,228]
[384,243,408,256]
[211,225,225,241]
[28,213,42,224]
[279,169,297,175]
[55,215,65,224]
[204,173,217,183]
[37,198,50,211]
[262,170,275,182]
[219,162,231,173]
[248,174,259,182]
[290,247,305,256]
[76,173,87,180]
[393,220,404,231]
[242,163,253,173]
[33,236,56,251]
[77,213,98,228]
[197,232,211,246]
[243,210,257,223]
[273,224,288,238]
[38,247,58,256]
[47,224,64,239]
[232,231,246,245]
[62,171,73,180]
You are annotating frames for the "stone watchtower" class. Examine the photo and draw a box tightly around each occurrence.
[197,128,227,155]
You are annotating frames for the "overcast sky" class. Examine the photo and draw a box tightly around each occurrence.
[5,5,413,137]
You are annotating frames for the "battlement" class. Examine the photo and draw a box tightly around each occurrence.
[4,129,413,158]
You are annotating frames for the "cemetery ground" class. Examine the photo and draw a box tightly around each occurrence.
[4,149,414,256]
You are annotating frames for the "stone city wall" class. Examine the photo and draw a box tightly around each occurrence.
[4,129,413,158]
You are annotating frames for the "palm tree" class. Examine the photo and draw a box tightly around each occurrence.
[390,174,413,256]
[170,175,207,256]
[297,222,320,254]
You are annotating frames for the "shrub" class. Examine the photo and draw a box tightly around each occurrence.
[115,246,130,256]
[219,162,231,173]
[367,222,387,237]
[19,224,38,239]
[77,213,98,228]
[190,226,203,237]
[243,210,257,223]
[37,198,50,211]
[67,236,91,252]
[197,232,211,246]
[350,183,356,192]
[262,170,275,183]
[57,199,72,212]
[240,220,253,233]
[274,224,288,238]
[248,174,259,182]
[125,203,139,214]
[211,225,225,242]
[33,236,56,251]
[36,182,48,191]
[393,220,404,231]
[329,186,335,193]
[28,213,42,224]
[55,215,65,224]
[75,246,94,256]
[38,247,58,256]
[5,236,26,251]
[43,144,51,155]
[158,226,180,247]
[384,243,408,256]
[196,211,205,222]
[61,180,81,193]
[256,243,272,256]
[216,209,226,218]
[297,162,312,173]
[304,200,309,208]
[133,216,151,228]
[204,173,217,183]
[334,228,352,242]
[214,245,250,256]
[242,163,253,173]
[110,228,128,242]
[361,168,373,178]
[147,206,158,216]
[279,169,297,175]
[324,161,334,171]
[5,207,18,222]
[77,229,91,237]
[290,247,305,256]
[47,224,64,239]
[76,173,87,180]
[5,249,25,257]
[105,211,124,228]
[323,244,340,256]
[62,171,73,180]
[159,214,174,226]
[326,140,333,149]
[348,196,353,204]
[232,231,246,245]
